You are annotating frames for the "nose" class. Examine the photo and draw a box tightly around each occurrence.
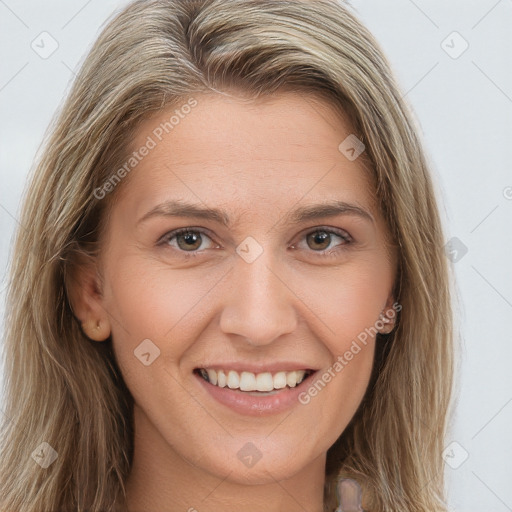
[219,253,298,346]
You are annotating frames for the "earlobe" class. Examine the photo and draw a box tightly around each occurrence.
[81,318,111,342]
[377,311,395,334]
[377,295,399,334]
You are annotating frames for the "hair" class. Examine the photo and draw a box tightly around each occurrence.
[0,1,455,511]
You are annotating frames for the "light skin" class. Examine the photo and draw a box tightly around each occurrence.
[71,91,397,512]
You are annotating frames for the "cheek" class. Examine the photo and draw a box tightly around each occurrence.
[293,258,391,348]
[103,258,221,420]
[289,258,388,415]
[104,255,227,350]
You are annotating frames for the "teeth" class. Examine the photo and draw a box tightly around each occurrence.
[217,370,227,388]
[227,370,239,389]
[273,371,287,389]
[286,371,298,388]
[206,369,217,385]
[240,371,256,391]
[198,368,309,391]
[256,372,274,392]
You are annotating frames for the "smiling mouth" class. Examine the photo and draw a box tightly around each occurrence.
[194,368,314,393]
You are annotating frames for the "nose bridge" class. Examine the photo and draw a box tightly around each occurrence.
[219,249,297,346]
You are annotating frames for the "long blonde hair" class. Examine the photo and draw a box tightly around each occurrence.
[0,1,454,510]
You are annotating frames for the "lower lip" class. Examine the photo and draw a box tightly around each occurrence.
[194,372,316,416]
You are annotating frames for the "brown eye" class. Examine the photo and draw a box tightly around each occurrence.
[159,228,216,254]
[304,229,351,252]
[306,230,331,251]
[176,231,202,251]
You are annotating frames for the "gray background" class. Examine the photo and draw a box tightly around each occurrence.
[1,1,511,510]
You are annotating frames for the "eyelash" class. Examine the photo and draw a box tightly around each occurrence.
[157,226,353,259]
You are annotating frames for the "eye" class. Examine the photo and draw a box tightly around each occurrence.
[157,226,353,258]
[292,227,352,256]
[157,228,218,253]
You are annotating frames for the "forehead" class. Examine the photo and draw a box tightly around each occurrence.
[117,91,378,222]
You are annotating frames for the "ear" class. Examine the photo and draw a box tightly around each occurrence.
[65,255,111,342]
[378,293,400,334]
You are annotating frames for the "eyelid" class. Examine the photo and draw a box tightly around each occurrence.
[157,227,218,249]
[294,225,352,243]
[289,225,353,253]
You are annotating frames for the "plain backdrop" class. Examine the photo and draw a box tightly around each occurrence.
[1,1,511,511]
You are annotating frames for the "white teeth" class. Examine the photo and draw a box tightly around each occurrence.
[198,368,310,391]
[239,371,256,391]
[294,370,306,386]
[206,369,217,385]
[256,372,274,392]
[227,370,239,389]
[217,370,227,388]
[273,371,287,389]
[287,371,298,388]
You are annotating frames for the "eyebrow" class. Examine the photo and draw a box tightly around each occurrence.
[137,199,374,226]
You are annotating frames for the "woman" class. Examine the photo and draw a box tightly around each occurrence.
[0,0,454,511]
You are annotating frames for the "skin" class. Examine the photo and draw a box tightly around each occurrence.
[72,91,397,512]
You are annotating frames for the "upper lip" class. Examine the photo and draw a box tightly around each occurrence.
[194,362,319,374]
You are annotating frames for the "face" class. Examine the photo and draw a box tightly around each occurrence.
[80,91,396,488]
